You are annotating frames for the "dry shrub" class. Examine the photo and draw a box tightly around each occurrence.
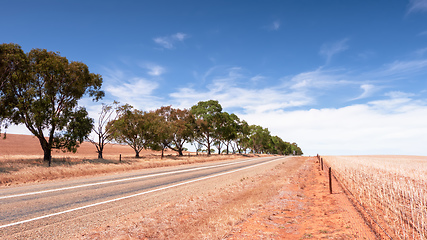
[324,156,427,239]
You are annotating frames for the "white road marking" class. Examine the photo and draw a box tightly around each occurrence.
[0,157,284,229]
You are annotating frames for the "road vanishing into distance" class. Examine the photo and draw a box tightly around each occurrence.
[0,156,292,239]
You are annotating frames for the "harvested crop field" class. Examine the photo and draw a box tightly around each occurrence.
[323,155,427,239]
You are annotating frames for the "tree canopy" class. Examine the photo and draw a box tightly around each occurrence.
[0,43,104,166]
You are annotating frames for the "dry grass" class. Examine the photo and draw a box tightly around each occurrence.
[323,155,427,240]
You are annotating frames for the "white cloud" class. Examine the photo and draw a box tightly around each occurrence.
[250,74,266,83]
[407,0,427,14]
[377,59,427,78]
[102,68,162,111]
[240,94,427,156]
[170,67,311,113]
[141,63,166,76]
[319,38,349,64]
[173,32,187,41]
[153,37,174,49]
[153,32,188,49]
[350,84,377,101]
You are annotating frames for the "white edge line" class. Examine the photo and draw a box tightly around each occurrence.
[0,157,285,229]
[0,157,275,200]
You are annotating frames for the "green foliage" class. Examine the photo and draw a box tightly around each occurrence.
[0,43,104,165]
[108,104,161,158]
[190,100,223,155]
[155,106,195,156]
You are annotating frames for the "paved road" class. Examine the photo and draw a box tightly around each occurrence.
[0,156,290,239]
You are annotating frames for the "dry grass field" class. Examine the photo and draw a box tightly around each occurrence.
[323,155,427,239]
[0,134,255,186]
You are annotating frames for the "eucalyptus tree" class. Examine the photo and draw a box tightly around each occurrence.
[152,106,196,157]
[248,125,271,154]
[108,104,159,158]
[0,43,103,166]
[190,100,222,155]
[216,112,240,154]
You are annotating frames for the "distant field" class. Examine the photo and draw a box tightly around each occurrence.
[323,155,427,239]
[0,133,146,160]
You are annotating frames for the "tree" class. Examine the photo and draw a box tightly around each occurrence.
[248,125,271,154]
[155,106,195,157]
[108,105,159,158]
[221,113,240,154]
[190,100,222,155]
[234,120,250,154]
[0,43,103,166]
[87,101,118,159]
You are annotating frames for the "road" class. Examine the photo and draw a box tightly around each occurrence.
[0,156,291,239]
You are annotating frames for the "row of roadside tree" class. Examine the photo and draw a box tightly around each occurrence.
[0,43,302,166]
[92,100,303,159]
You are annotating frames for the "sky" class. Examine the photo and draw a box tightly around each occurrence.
[1,0,427,156]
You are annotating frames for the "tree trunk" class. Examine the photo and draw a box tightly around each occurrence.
[178,148,183,156]
[38,136,52,166]
[207,144,211,155]
[98,145,103,159]
[161,148,164,158]
[43,148,52,167]
[135,150,140,158]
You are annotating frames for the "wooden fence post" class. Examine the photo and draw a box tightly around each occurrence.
[321,158,323,170]
[329,167,332,194]
[119,154,122,163]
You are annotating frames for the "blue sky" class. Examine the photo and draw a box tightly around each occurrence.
[2,0,427,155]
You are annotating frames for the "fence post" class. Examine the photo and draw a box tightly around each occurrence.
[119,154,122,163]
[321,158,323,170]
[329,167,332,194]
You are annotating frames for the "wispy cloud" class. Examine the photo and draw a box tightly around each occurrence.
[376,59,427,78]
[141,63,166,76]
[271,20,280,30]
[250,74,266,83]
[407,0,427,14]
[319,38,349,64]
[265,20,280,31]
[414,47,427,56]
[350,84,377,101]
[153,32,188,49]
[102,68,163,110]
[170,67,310,113]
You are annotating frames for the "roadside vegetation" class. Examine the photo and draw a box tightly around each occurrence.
[0,43,302,167]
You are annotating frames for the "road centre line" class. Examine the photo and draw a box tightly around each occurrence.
[0,157,277,200]
[0,157,284,229]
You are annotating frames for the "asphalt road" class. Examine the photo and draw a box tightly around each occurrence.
[0,156,290,239]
